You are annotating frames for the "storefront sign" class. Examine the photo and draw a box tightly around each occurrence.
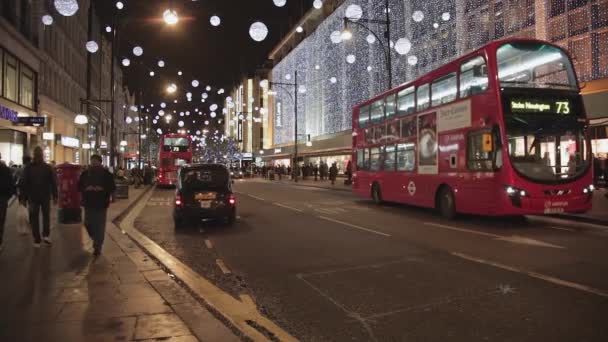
[14,116,45,127]
[0,105,18,122]
[276,102,282,127]
[61,136,80,148]
[100,141,108,149]
[274,148,282,153]
[43,132,55,140]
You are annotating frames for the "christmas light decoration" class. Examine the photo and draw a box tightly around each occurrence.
[42,15,54,26]
[54,0,79,17]
[86,41,99,53]
[249,22,269,42]
[273,0,287,7]
[133,46,143,56]
[210,15,221,27]
[313,0,323,9]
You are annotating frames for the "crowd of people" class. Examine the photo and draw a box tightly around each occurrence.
[251,160,352,185]
[0,149,115,256]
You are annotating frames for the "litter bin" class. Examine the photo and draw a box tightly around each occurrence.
[56,163,82,224]
[115,179,129,199]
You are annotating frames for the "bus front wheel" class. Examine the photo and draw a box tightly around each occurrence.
[372,183,383,205]
[438,187,456,219]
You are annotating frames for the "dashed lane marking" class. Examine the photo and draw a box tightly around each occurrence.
[452,252,608,298]
[248,194,265,201]
[546,226,577,232]
[205,239,213,249]
[317,216,391,237]
[273,202,304,212]
[315,208,339,215]
[216,259,231,274]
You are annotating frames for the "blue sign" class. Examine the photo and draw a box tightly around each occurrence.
[0,105,18,122]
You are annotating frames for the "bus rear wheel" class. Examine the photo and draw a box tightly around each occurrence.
[438,187,456,219]
[372,184,383,205]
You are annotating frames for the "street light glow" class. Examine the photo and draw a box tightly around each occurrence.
[166,83,177,94]
[341,29,352,41]
[163,9,179,25]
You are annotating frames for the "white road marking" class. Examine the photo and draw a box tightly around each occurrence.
[248,194,265,201]
[527,216,608,232]
[273,202,304,212]
[452,252,608,298]
[216,259,231,274]
[546,226,577,232]
[205,239,213,249]
[424,222,564,249]
[315,208,339,215]
[317,216,391,237]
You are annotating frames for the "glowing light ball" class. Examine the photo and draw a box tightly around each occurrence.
[122,58,130,67]
[366,34,376,44]
[330,30,342,44]
[210,15,221,27]
[205,120,210,125]
[130,105,138,112]
[42,15,54,26]
[226,96,232,102]
[157,128,163,134]
[433,23,439,29]
[105,26,112,33]
[210,112,217,118]
[412,10,424,22]
[285,74,292,80]
[158,110,165,116]
[249,22,268,42]
[149,71,155,76]
[202,93,208,99]
[273,0,286,7]
[407,55,418,66]
[296,26,303,33]
[158,60,165,67]
[178,121,184,127]
[330,77,337,84]
[54,0,79,16]
[313,0,323,9]
[133,46,143,56]
[367,66,372,72]
[192,80,199,87]
[210,104,218,111]
[86,41,99,53]
[116,1,124,10]
[315,65,320,70]
[186,92,193,98]
[160,102,166,108]
[153,119,158,124]
[346,55,356,64]
[345,4,363,21]
[442,12,451,21]
[206,86,212,91]
[394,38,412,55]
[125,116,132,124]
[298,85,307,93]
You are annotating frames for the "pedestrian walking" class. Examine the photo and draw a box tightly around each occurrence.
[15,156,32,235]
[22,147,57,247]
[78,154,116,256]
[346,160,353,185]
[0,154,16,252]
[329,162,338,186]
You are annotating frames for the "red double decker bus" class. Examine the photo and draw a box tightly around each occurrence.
[158,134,193,187]
[352,38,594,218]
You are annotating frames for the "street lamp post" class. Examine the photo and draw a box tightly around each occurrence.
[267,71,299,182]
[342,0,392,89]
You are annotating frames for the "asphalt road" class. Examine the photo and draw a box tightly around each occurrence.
[135,179,608,342]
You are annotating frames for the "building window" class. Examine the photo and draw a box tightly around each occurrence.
[3,53,18,102]
[20,64,35,109]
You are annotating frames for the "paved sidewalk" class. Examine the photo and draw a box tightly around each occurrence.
[0,186,236,342]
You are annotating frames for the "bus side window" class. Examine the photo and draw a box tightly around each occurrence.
[385,94,397,119]
[359,105,371,128]
[384,145,397,171]
[467,131,494,171]
[356,149,366,170]
[397,143,416,171]
[431,72,458,107]
[460,56,488,98]
[370,147,382,171]
[371,99,385,123]
[397,87,415,116]
[416,84,429,111]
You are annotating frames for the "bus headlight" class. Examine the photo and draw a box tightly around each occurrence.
[505,186,527,197]
[583,184,595,194]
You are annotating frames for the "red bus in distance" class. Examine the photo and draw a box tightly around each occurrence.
[158,134,193,187]
[352,38,593,218]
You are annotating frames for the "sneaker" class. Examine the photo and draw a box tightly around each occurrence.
[43,237,52,245]
[33,242,41,248]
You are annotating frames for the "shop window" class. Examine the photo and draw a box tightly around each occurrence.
[358,105,370,128]
[416,84,429,111]
[397,143,416,171]
[468,131,493,171]
[20,64,35,109]
[370,99,384,124]
[3,53,18,102]
[385,94,396,119]
[397,86,415,116]
[460,56,488,98]
[370,147,382,171]
[384,145,396,171]
[431,73,457,107]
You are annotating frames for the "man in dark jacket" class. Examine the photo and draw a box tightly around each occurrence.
[0,154,16,252]
[78,154,116,256]
[22,147,57,247]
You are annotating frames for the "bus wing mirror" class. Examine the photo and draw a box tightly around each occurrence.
[473,65,487,77]
[482,133,493,152]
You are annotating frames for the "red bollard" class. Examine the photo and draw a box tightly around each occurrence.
[56,163,82,224]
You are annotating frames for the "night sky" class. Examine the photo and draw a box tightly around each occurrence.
[96,0,313,103]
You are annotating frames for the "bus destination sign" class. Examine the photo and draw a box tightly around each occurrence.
[510,99,571,115]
